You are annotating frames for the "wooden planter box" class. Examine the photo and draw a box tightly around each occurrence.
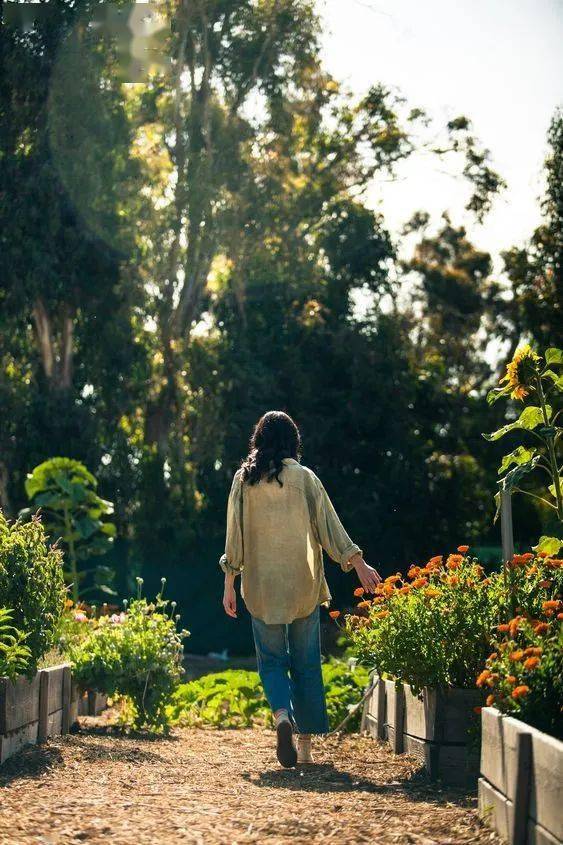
[0,664,71,764]
[70,682,108,723]
[362,674,482,786]
[479,707,562,845]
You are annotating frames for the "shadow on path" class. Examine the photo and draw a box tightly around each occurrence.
[242,763,476,808]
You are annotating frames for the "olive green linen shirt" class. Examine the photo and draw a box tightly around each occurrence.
[219,458,362,624]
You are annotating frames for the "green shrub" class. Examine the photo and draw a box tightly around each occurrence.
[168,660,369,731]
[478,614,563,739]
[22,457,116,602]
[0,512,65,670]
[66,580,189,733]
[344,549,499,691]
[0,608,32,679]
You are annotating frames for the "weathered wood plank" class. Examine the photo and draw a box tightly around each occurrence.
[527,819,560,845]
[0,722,39,765]
[510,730,532,845]
[46,709,63,739]
[0,673,40,734]
[478,778,512,842]
[404,684,482,744]
[37,670,50,744]
[480,706,506,794]
[503,716,563,842]
[391,684,405,754]
[44,666,65,715]
[61,667,71,734]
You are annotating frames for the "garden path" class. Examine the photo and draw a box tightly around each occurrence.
[0,724,500,845]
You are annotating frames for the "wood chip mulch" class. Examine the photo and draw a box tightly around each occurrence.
[0,720,501,845]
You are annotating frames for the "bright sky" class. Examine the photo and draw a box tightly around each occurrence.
[319,0,563,265]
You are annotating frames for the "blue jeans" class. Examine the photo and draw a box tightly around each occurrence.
[251,606,329,735]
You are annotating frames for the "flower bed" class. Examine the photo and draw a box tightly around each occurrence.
[0,663,72,764]
[363,676,482,786]
[479,707,562,845]
[343,547,562,786]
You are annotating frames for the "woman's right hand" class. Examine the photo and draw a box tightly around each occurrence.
[223,574,237,618]
[351,555,382,594]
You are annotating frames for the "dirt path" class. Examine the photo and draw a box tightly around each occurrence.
[0,724,500,845]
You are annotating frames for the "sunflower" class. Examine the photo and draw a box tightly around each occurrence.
[499,344,540,400]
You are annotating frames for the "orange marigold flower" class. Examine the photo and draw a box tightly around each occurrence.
[507,675,517,685]
[447,554,463,569]
[546,558,563,568]
[510,650,524,661]
[539,580,552,589]
[374,610,390,619]
[558,612,563,621]
[509,617,522,637]
[353,587,365,597]
[526,565,538,575]
[511,685,530,700]
[428,555,443,567]
[398,585,411,595]
[457,545,469,553]
[447,575,460,587]
[408,565,421,579]
[482,578,491,586]
[328,610,341,620]
[497,623,510,633]
[534,622,549,634]
[474,565,485,578]
[520,553,534,563]
[488,652,498,661]
[385,574,401,584]
[486,694,495,706]
[476,670,491,688]
[357,600,371,609]
[542,600,561,611]
[511,554,526,567]
[424,587,441,598]
[383,584,395,597]
[373,595,385,603]
[523,656,540,671]
[411,577,428,589]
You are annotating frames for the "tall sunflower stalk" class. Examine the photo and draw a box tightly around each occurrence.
[484,344,562,556]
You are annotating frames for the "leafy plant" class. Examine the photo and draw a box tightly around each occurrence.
[22,457,117,602]
[343,548,499,691]
[0,608,32,680]
[0,512,65,670]
[485,344,562,555]
[66,579,189,733]
[168,660,369,732]
[477,607,563,739]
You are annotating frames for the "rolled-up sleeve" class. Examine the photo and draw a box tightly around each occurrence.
[312,475,362,572]
[219,470,244,575]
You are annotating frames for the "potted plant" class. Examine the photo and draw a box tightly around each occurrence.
[342,546,497,785]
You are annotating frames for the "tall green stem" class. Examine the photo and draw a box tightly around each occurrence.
[63,504,79,604]
[535,374,563,522]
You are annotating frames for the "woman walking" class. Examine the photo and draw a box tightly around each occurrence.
[220,411,381,768]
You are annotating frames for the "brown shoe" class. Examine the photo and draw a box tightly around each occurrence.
[276,720,297,768]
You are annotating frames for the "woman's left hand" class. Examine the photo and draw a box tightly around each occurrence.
[223,575,238,618]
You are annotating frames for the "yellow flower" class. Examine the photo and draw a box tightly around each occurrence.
[500,344,540,400]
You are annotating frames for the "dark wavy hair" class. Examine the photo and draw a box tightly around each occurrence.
[241,411,301,486]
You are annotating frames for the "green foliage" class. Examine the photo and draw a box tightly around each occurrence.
[345,552,499,691]
[483,344,562,548]
[0,512,65,670]
[168,661,369,731]
[66,582,189,733]
[0,608,32,680]
[22,458,116,602]
[479,616,563,739]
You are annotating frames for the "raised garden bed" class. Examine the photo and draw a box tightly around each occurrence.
[0,664,71,764]
[479,707,562,845]
[362,674,482,786]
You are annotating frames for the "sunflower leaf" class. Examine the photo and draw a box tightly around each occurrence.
[483,405,551,441]
[532,535,562,555]
[544,347,563,367]
[498,456,541,492]
[498,446,537,475]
